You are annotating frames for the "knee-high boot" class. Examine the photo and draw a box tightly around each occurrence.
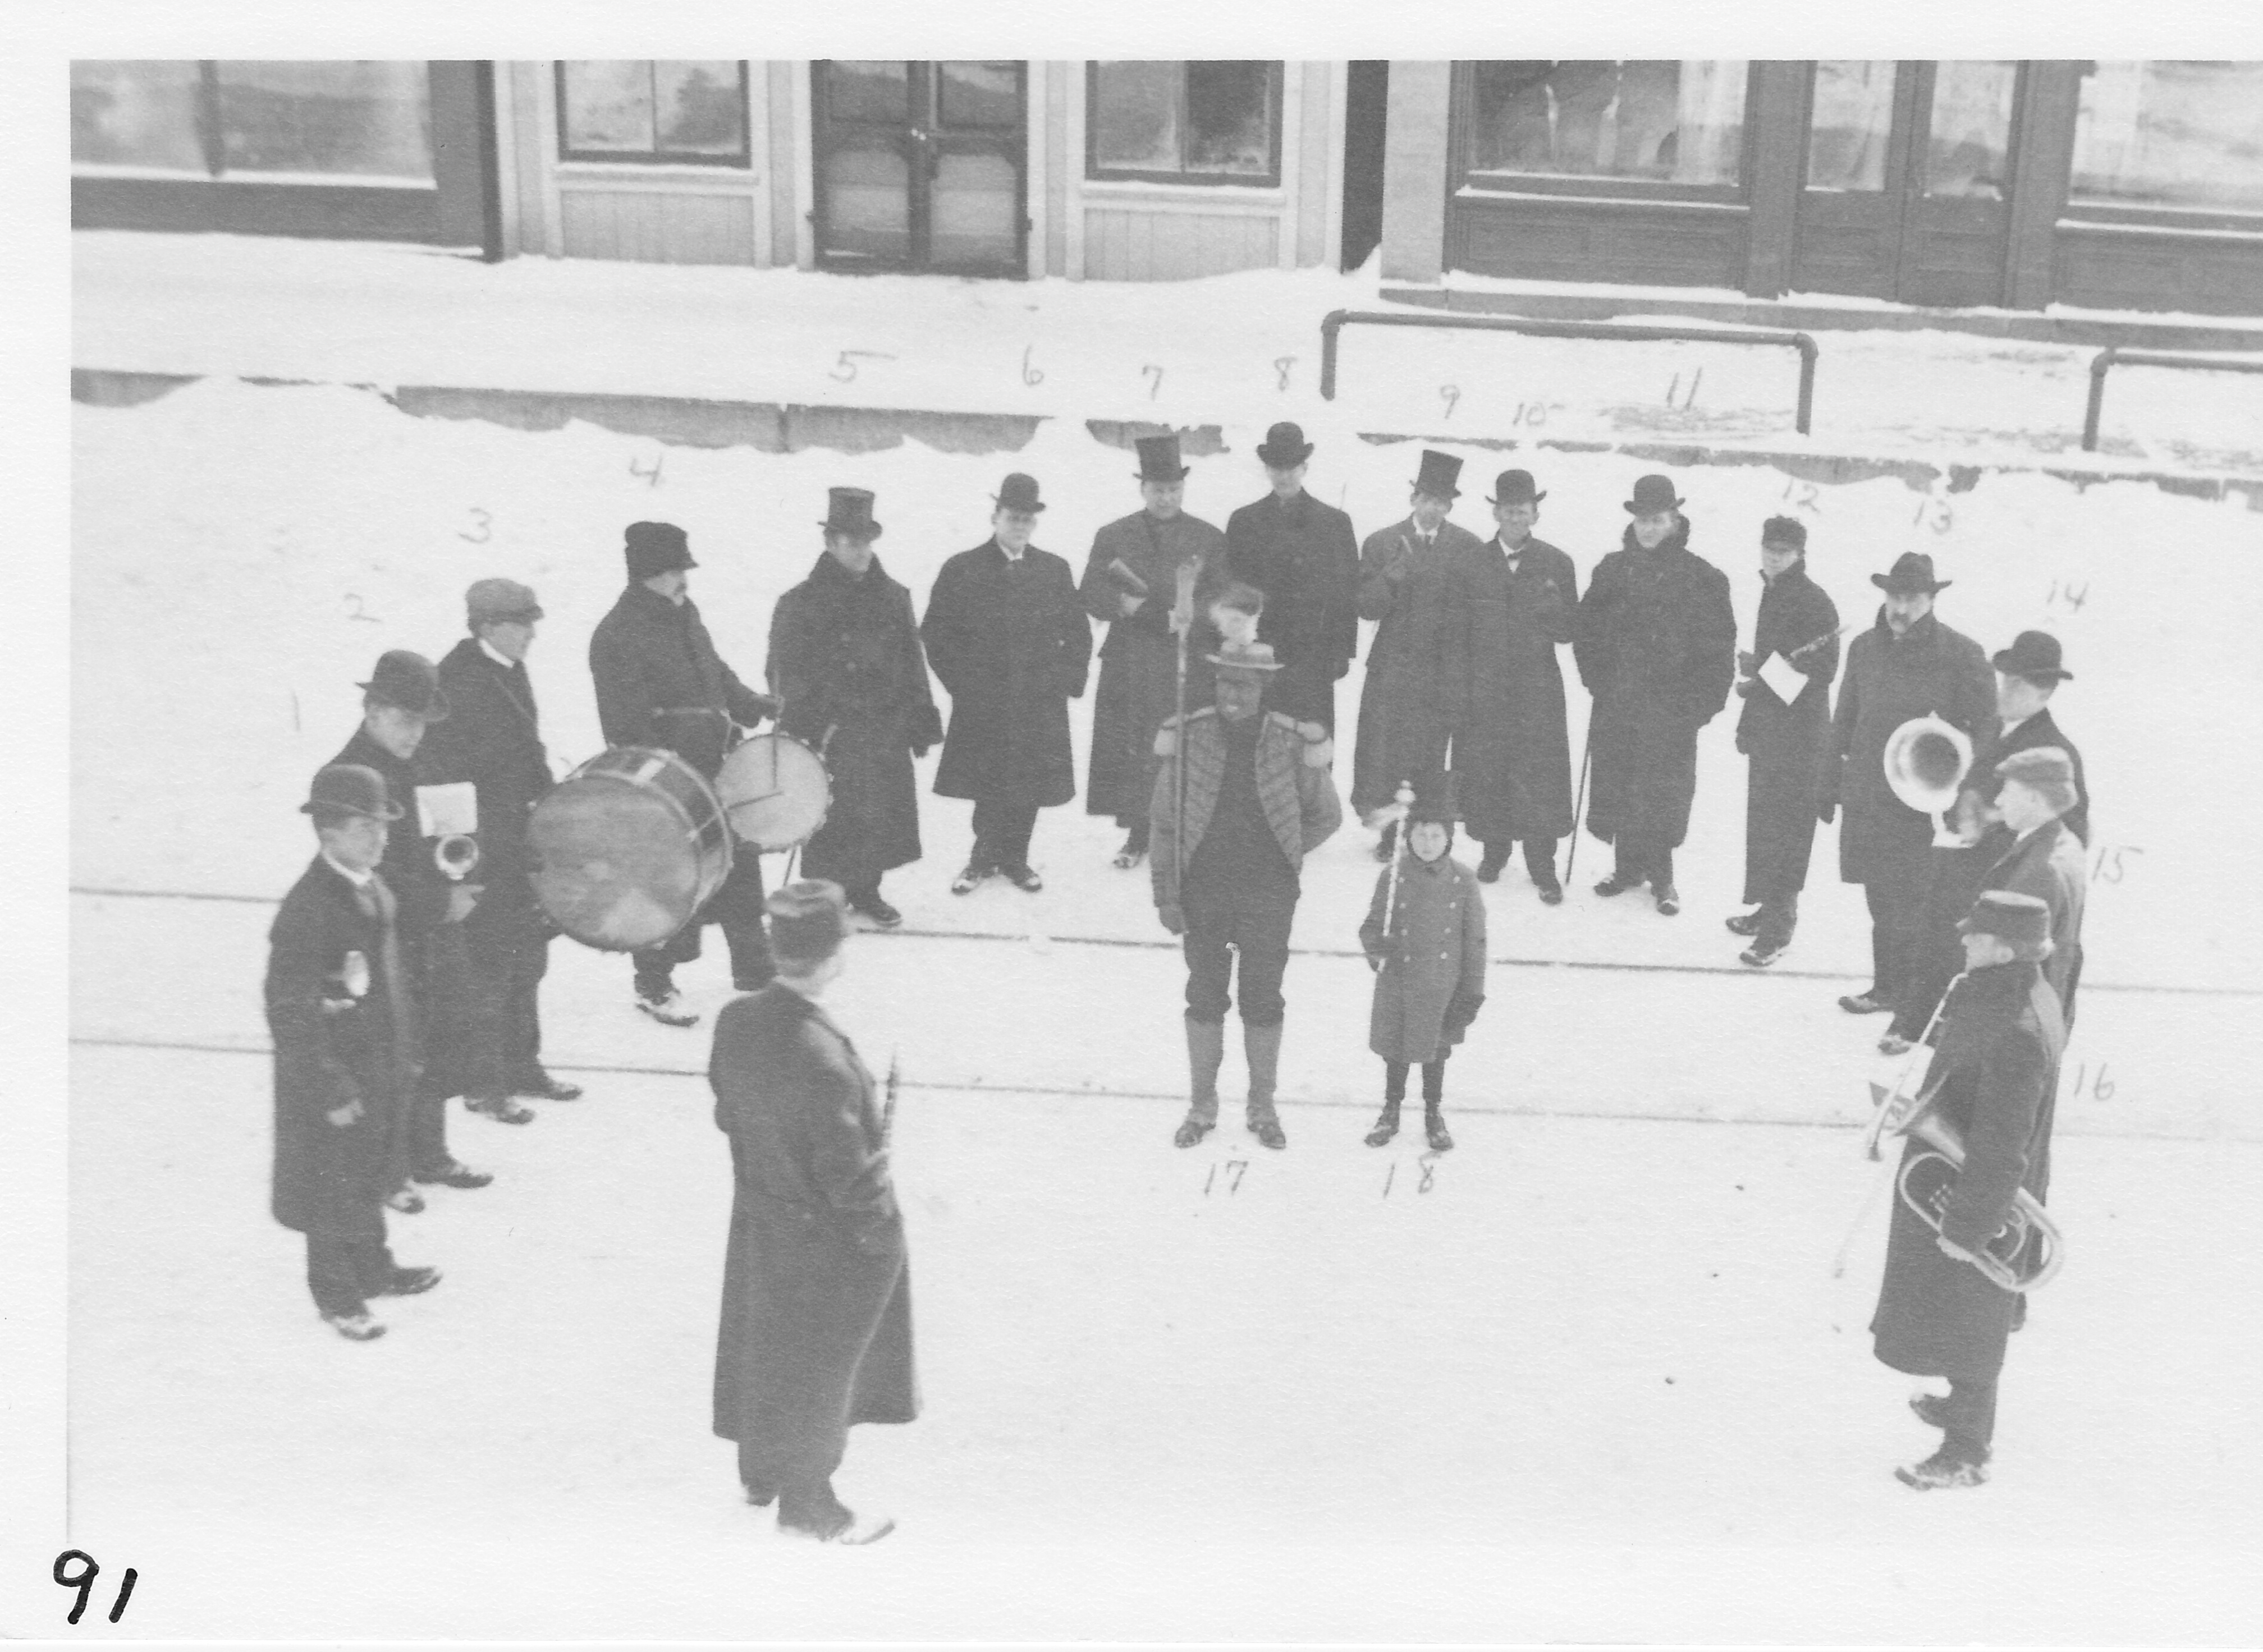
[1244,1021,1286,1149]
[1174,1016,1225,1148]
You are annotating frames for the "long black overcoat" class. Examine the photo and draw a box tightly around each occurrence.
[426,636,553,893]
[1080,510,1227,819]
[1352,516,1487,817]
[1734,561,1840,901]
[1829,609,1995,884]
[1222,489,1360,729]
[1449,534,1579,842]
[923,539,1091,808]
[588,583,773,781]
[1572,521,1737,849]
[1872,961,2065,1378]
[767,553,940,881]
[710,985,917,1480]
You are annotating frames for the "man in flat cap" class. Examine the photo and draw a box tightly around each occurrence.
[922,474,1092,895]
[589,521,782,1026]
[1825,551,1994,1018]
[267,765,443,1342]
[1222,422,1360,733]
[769,489,943,929]
[1870,888,2065,1491]
[1572,474,1738,915]
[1353,449,1485,861]
[422,579,580,1123]
[709,879,915,1545]
[1449,468,1579,904]
[1150,640,1343,1151]
[325,650,490,1206]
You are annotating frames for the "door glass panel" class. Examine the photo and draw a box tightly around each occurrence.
[213,61,433,179]
[71,61,207,172]
[1806,61,1895,190]
[1924,61,2016,199]
[822,140,910,263]
[826,61,909,125]
[930,150,1018,267]
[939,62,1017,129]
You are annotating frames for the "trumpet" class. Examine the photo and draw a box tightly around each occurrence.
[434,834,482,882]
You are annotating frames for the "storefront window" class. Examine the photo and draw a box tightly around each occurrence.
[1468,61,1748,187]
[557,61,750,164]
[1922,61,2017,200]
[1807,61,1895,191]
[71,61,434,181]
[2071,61,2263,214]
[71,61,207,172]
[1088,62,1281,185]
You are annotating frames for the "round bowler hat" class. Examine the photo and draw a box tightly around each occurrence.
[819,487,882,540]
[359,650,450,721]
[303,763,403,822]
[1872,551,1950,595]
[1256,421,1314,468]
[994,472,1047,513]
[766,879,851,968]
[1992,629,2072,683]
[1624,474,1684,515]
[1760,515,1808,551]
[1488,469,1545,506]
[466,577,544,629]
[625,521,697,579]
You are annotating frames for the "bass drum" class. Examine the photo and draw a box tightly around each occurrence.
[714,732,831,851]
[528,746,732,951]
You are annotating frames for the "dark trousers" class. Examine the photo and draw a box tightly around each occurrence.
[1863,859,1930,1008]
[1754,890,1799,950]
[634,849,771,993]
[306,1229,396,1318]
[1183,879,1297,1027]
[400,1091,453,1180]
[462,893,550,1095]
[1119,815,1151,852]
[1940,1371,2000,1463]
[1479,834,1560,883]
[1384,1054,1447,1105]
[737,1438,850,1532]
[1615,833,1675,889]
[970,797,1039,871]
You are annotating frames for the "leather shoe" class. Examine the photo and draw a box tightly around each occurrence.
[1894,1448,1987,1490]
[467,1094,537,1125]
[384,1185,425,1214]
[322,1310,386,1342]
[413,1160,494,1189]
[1001,863,1044,893]
[1593,871,1642,897]
[782,1507,896,1545]
[1653,884,1682,916]
[1908,1391,1952,1429]
[1839,992,1891,1016]
[1534,879,1565,906]
[1173,1114,1215,1149]
[514,1072,583,1101]
[372,1265,442,1297]
[1476,845,1509,884]
[1726,909,1762,937]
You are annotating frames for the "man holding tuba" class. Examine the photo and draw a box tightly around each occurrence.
[1870,889,2067,1490]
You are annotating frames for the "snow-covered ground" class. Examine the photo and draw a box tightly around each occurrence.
[63,238,2263,1639]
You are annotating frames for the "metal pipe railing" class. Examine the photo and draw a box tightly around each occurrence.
[1319,309,1820,435]
[2083,346,2263,452]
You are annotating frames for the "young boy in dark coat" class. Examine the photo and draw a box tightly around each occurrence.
[1358,801,1487,1151]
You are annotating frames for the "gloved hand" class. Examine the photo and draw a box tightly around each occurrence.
[1158,904,1185,937]
[326,1095,366,1129]
[1816,799,1838,825]
[910,703,945,758]
[1737,649,1761,676]
[445,883,482,925]
[1444,990,1485,1035]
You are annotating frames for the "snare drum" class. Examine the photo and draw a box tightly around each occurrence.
[714,732,832,851]
[527,747,732,951]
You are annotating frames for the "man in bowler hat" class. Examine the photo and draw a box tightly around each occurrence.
[1222,421,1360,732]
[589,521,782,1027]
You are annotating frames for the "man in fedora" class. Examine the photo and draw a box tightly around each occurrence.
[923,474,1092,894]
[1353,450,1483,860]
[267,764,443,1341]
[1980,631,2087,847]
[1222,421,1360,732]
[1572,474,1737,915]
[1081,433,1229,869]
[1825,550,1994,1017]
[325,650,491,1205]
[589,521,783,1027]
[1149,640,1342,1151]
[769,489,943,929]
[1449,469,1579,903]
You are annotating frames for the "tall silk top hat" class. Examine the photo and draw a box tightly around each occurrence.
[820,487,882,540]
[625,520,697,578]
[994,472,1047,513]
[359,649,450,721]
[1624,473,1684,514]
[1488,469,1545,505]
[1873,550,1950,594]
[766,878,851,967]
[1411,449,1462,499]
[1134,433,1189,481]
[1992,629,2072,682]
[1207,639,1285,675]
[303,763,403,822]
[1958,888,2054,957]
[1257,421,1314,467]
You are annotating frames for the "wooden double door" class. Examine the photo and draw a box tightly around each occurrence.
[1792,61,2026,306]
[813,61,1027,277]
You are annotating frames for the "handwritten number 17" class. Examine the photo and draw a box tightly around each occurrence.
[54,1550,136,1624]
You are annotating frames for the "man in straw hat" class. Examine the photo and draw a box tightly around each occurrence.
[1353,449,1485,861]
[1572,473,1738,916]
[709,879,915,1545]
[266,764,445,1342]
[922,472,1092,896]
[1081,433,1229,869]
[769,488,943,930]
[1149,639,1342,1150]
[1870,888,2065,1492]
[1223,421,1360,732]
[1825,550,1994,1018]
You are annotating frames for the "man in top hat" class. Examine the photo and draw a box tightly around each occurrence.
[709,879,915,1544]
[1080,433,1230,869]
[589,520,783,1027]
[1149,639,1342,1150]
[922,473,1093,895]
[768,489,943,930]
[1572,474,1738,915]
[420,579,580,1125]
[1353,449,1486,860]
[1825,550,1994,1017]
[267,764,443,1341]
[1726,516,1841,966]
[1222,421,1361,732]
[1447,468,1580,903]
[1870,888,2066,1491]
[325,650,491,1205]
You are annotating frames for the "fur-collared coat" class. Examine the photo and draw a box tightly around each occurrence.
[1147,708,1341,912]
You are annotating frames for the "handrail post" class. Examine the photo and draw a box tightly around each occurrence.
[1793,333,1817,436]
[1319,309,1346,401]
[2083,347,2117,453]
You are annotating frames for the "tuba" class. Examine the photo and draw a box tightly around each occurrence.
[1884,714,1975,847]
[1895,1107,2066,1293]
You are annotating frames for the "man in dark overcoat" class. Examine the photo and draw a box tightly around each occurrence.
[1081,434,1229,868]
[1728,516,1841,966]
[1447,468,1579,902]
[588,520,781,1026]
[1222,421,1360,732]
[268,764,443,1341]
[923,473,1092,894]
[767,489,943,930]
[1825,551,1994,1018]
[1352,449,1485,859]
[1571,474,1737,915]
[1871,890,2066,1490]
[423,579,580,1124]
[710,880,914,1544]
[326,650,490,1202]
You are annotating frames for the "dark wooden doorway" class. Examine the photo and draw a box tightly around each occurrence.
[1339,61,1389,272]
[812,61,1027,277]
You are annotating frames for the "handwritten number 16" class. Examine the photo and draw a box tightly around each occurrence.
[54,1550,136,1625]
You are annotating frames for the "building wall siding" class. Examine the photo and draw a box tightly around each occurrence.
[1083,206,1279,280]
[558,188,758,265]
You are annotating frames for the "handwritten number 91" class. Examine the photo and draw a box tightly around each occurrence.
[54,1550,136,1625]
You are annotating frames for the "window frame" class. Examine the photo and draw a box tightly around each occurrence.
[1454,59,1761,205]
[553,60,753,168]
[2060,61,2263,230]
[1083,61,1284,189]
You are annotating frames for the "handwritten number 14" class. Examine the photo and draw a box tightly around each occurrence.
[54,1550,135,1625]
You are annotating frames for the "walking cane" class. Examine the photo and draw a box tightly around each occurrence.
[882,1048,900,1146]
[1170,561,1198,898]
[1564,717,1595,885]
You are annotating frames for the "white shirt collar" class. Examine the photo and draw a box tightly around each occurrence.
[2001,713,2035,738]
[322,849,375,889]
[997,538,1026,562]
[479,637,517,668]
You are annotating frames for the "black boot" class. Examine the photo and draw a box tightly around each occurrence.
[1476,841,1510,883]
[1422,1061,1453,1150]
[1364,1100,1400,1147]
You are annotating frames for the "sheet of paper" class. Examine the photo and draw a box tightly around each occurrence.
[1756,650,1807,705]
[414,780,479,838]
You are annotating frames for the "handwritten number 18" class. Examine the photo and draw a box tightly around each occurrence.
[54,1550,136,1625]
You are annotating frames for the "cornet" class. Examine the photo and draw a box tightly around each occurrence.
[434,834,482,882]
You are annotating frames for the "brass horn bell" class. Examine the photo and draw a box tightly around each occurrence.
[1883,714,1974,846]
